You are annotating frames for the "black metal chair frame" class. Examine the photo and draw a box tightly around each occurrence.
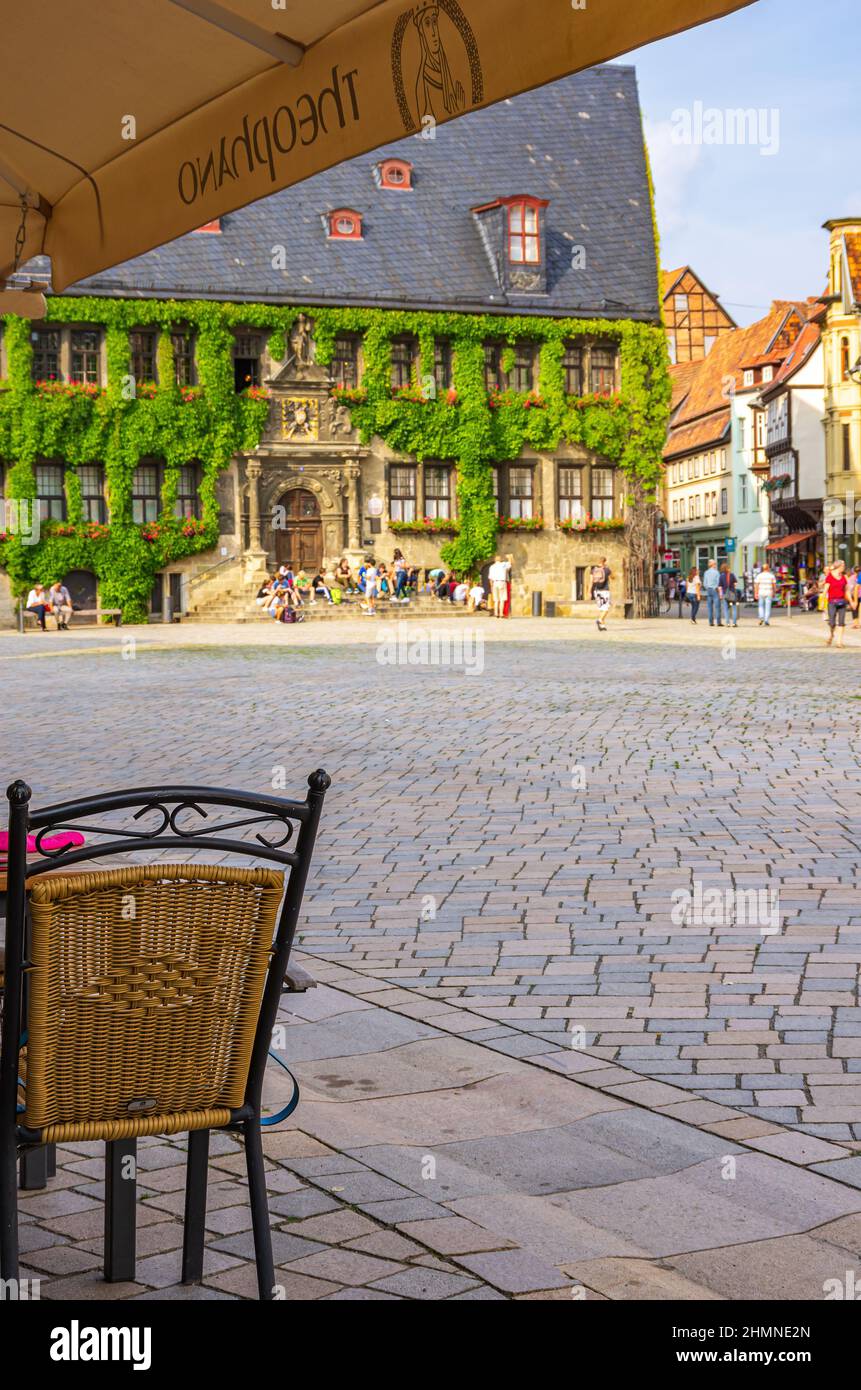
[0,770,330,1300]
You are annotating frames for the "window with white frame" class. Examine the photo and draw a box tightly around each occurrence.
[389,465,417,522]
[591,467,614,521]
[424,465,452,519]
[558,465,584,523]
[507,465,533,519]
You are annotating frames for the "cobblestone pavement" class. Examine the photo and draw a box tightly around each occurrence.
[4,618,861,1298]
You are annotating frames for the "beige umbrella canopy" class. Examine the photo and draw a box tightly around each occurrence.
[1,0,754,300]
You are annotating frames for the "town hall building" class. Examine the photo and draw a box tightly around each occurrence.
[0,66,665,624]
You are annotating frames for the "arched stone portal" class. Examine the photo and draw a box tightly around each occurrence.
[270,488,322,572]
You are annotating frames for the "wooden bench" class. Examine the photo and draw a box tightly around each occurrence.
[21,605,122,629]
[70,607,122,626]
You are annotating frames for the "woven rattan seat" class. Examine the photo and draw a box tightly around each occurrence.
[1,774,330,1300]
[24,864,284,1144]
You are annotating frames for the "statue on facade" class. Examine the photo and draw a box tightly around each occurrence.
[290,313,314,368]
[331,402,353,436]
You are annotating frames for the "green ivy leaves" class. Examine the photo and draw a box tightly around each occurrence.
[1,297,669,616]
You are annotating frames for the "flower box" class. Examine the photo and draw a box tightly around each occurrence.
[558,517,625,532]
[34,380,104,399]
[390,517,460,535]
[390,386,432,403]
[488,390,547,411]
[331,386,367,405]
[762,474,791,493]
[497,515,544,532]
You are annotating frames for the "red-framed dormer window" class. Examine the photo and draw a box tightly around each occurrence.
[328,208,363,240]
[193,219,221,234]
[507,198,544,264]
[379,159,413,190]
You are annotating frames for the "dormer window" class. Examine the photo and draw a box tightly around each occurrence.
[378,159,413,191]
[507,199,543,264]
[471,195,549,293]
[328,209,363,240]
[743,369,754,387]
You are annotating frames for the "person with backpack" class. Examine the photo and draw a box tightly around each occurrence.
[719,563,740,627]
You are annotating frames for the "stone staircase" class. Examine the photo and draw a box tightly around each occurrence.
[181,558,615,624]
[182,564,476,624]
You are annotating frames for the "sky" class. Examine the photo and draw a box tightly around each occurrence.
[617,0,860,324]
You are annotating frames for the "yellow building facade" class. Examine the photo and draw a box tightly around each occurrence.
[822,219,861,564]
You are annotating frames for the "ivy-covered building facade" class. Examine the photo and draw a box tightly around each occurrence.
[0,66,669,625]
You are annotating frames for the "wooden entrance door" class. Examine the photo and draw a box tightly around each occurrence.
[273,489,322,572]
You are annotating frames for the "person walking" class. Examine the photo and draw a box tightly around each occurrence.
[847,565,860,629]
[392,548,409,603]
[590,563,611,631]
[822,559,849,648]
[702,558,722,626]
[719,562,740,627]
[686,566,702,624]
[755,562,777,626]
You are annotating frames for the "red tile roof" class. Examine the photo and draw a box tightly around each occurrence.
[663,300,817,460]
[668,360,699,411]
[663,409,731,459]
[760,320,821,396]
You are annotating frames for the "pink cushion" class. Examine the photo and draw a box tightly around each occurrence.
[0,830,85,854]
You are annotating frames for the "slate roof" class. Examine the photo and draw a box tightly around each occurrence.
[45,66,658,322]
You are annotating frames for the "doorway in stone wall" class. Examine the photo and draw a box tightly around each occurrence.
[272,489,322,572]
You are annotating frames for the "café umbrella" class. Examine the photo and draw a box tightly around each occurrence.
[1,0,756,308]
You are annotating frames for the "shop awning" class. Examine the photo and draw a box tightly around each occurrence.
[1,0,758,300]
[766,531,817,551]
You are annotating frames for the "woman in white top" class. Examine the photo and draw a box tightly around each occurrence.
[687,567,702,624]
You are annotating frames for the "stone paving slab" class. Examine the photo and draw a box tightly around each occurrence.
[16,972,861,1300]
[5,623,861,1297]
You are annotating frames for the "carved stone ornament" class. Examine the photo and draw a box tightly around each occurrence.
[330,402,354,437]
[280,396,320,440]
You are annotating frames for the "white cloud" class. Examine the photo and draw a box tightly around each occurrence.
[644,118,704,233]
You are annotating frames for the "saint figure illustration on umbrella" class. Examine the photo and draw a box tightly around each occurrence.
[413,2,467,127]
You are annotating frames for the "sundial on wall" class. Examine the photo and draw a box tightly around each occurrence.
[280,396,320,440]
